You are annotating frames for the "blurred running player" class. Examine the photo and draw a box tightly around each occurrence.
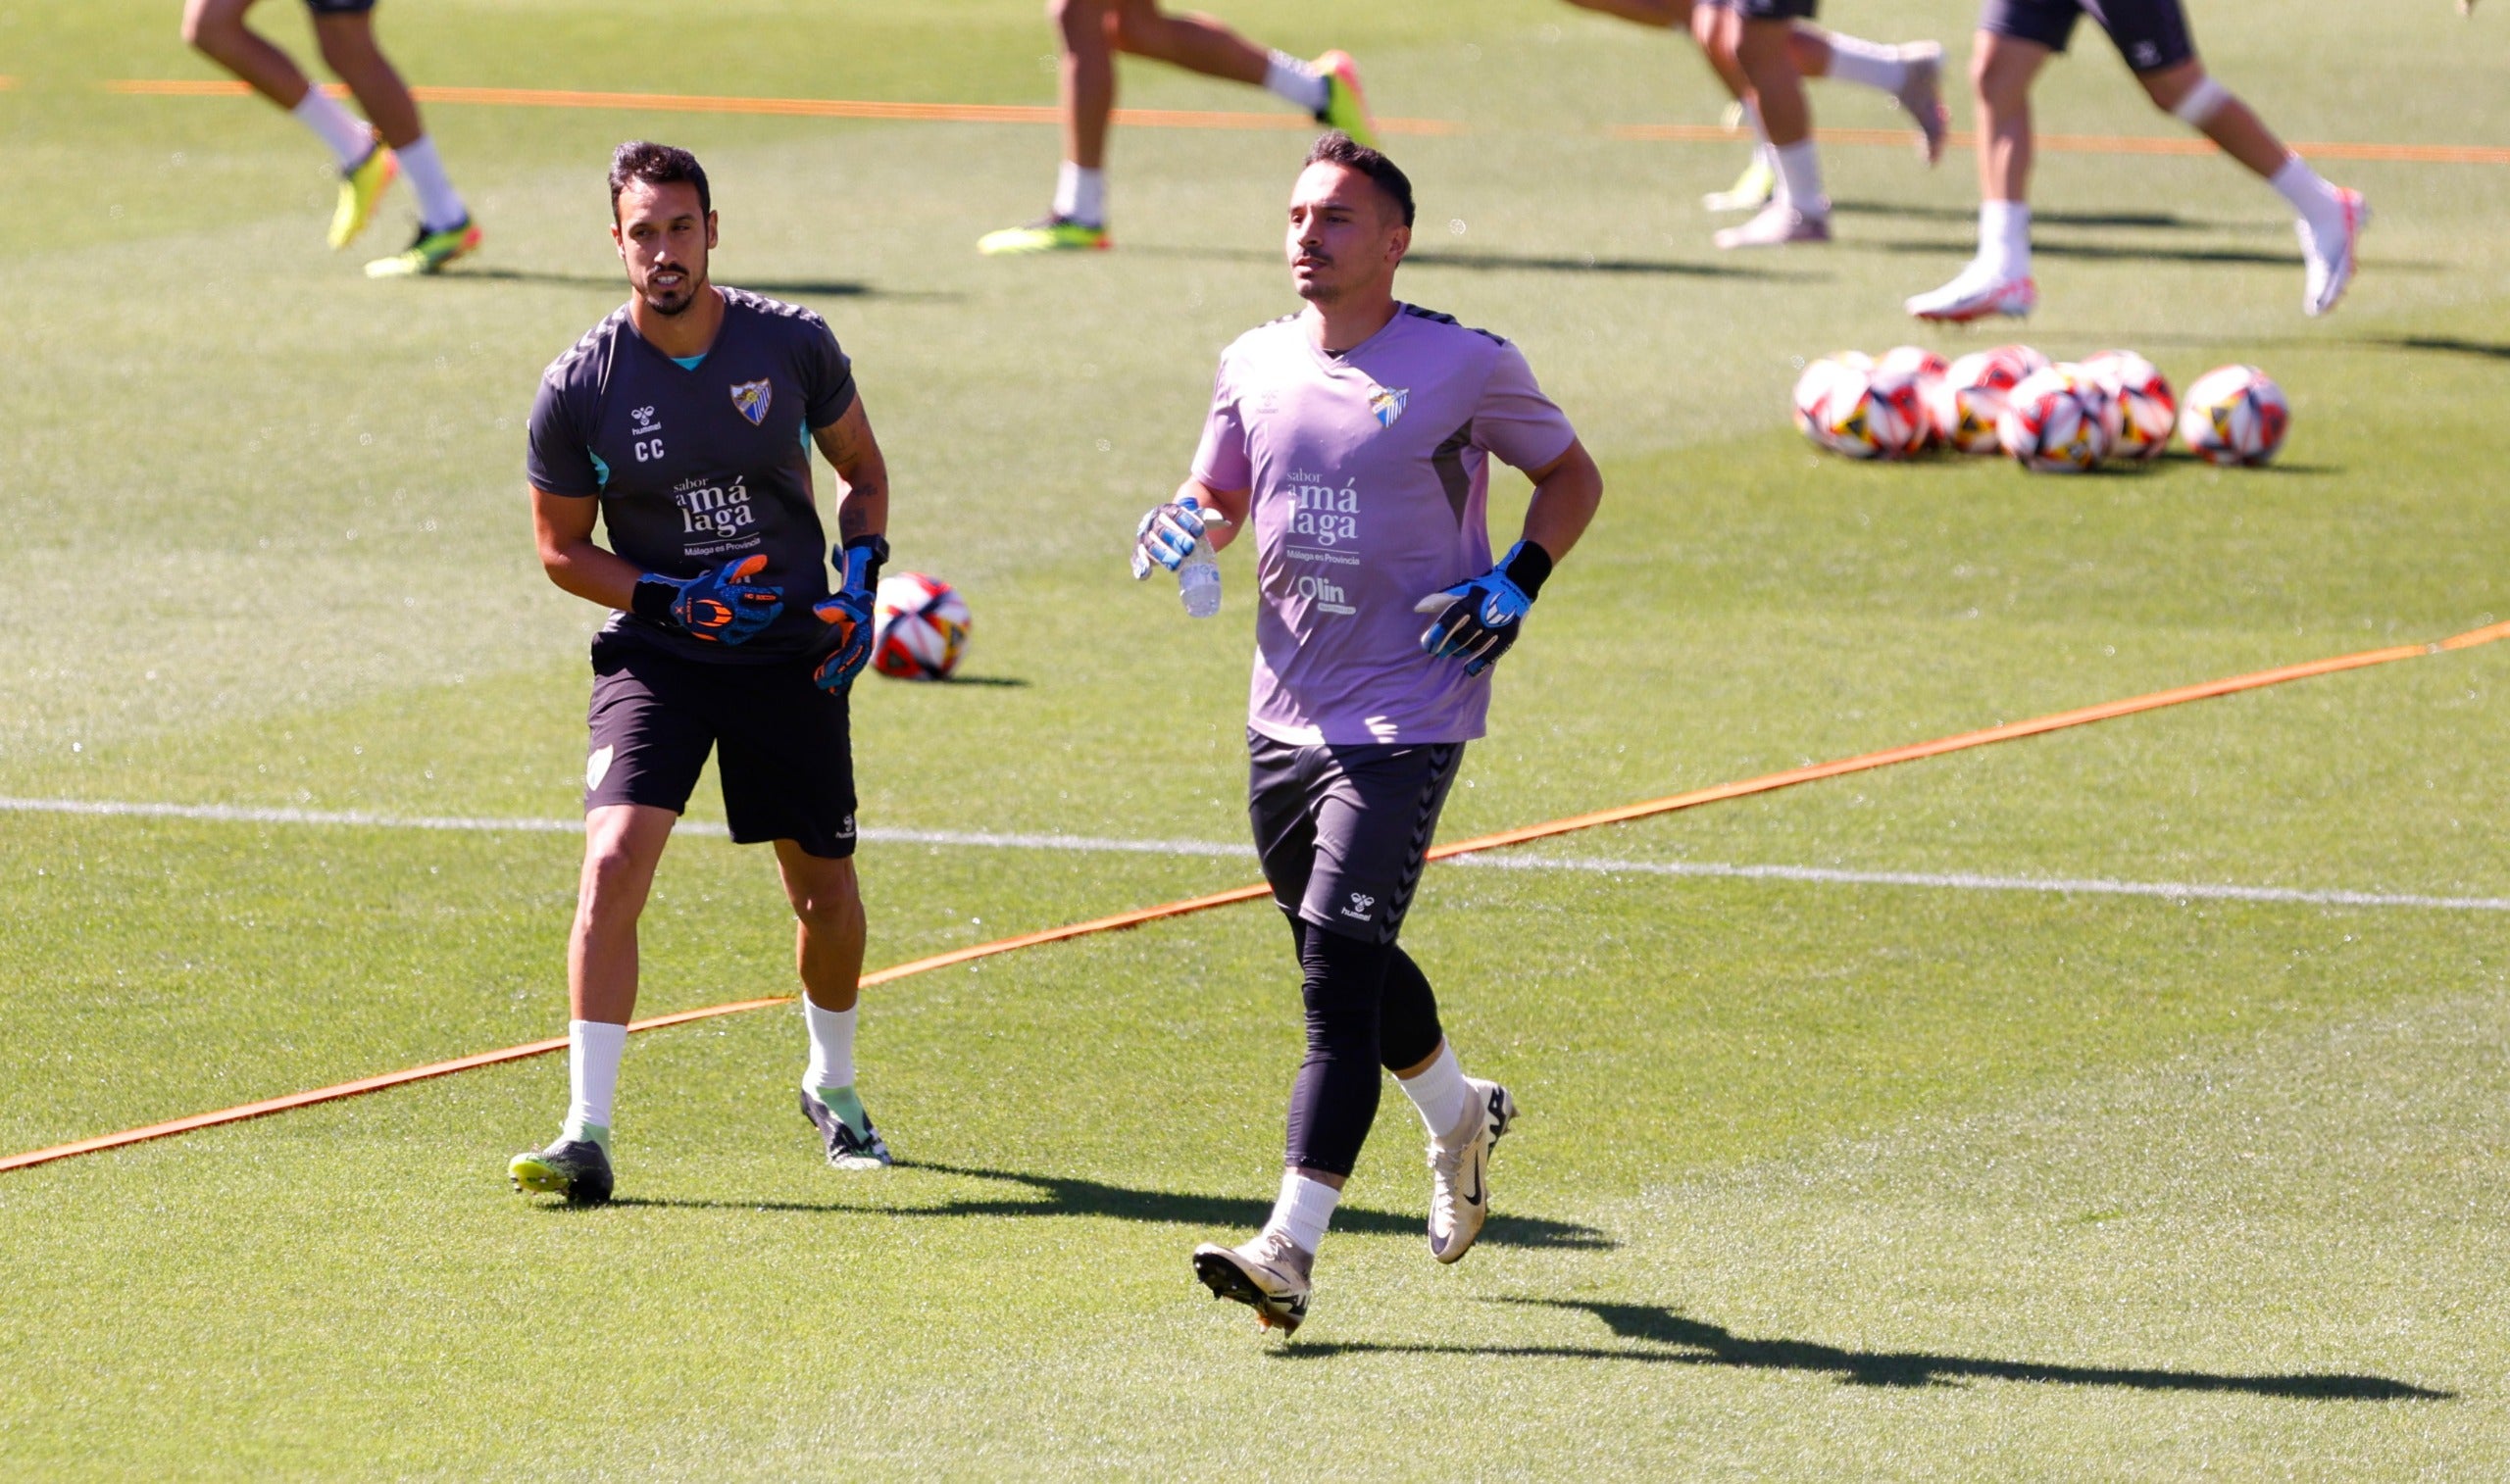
[979,1,1374,254]
[1135,135,1603,1334]
[1572,0,1944,244]
[511,142,896,1206]
[1907,0,2366,321]
[179,0,479,275]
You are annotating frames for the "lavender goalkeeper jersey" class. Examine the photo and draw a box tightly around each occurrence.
[1191,304,1578,745]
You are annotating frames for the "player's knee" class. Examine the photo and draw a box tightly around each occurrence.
[2151,67,2227,125]
[576,842,652,924]
[315,20,378,72]
[180,1,239,52]
[787,880,860,933]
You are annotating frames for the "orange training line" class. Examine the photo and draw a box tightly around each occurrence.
[96,80,2505,159]
[1606,122,2510,168]
[100,77,1464,136]
[3,618,2504,1175]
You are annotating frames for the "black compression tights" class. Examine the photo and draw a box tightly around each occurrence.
[1280,917,1445,1178]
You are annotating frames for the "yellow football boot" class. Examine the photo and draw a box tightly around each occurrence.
[1312,50,1377,149]
[365,217,482,278]
[328,140,397,250]
[977,216,1112,256]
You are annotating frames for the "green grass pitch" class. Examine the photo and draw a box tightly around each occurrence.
[5,0,2510,1474]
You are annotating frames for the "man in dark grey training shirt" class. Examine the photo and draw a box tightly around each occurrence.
[509,141,898,1206]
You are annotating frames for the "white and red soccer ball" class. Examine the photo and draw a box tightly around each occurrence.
[1873,346,1948,452]
[871,572,972,680]
[1997,366,2105,473]
[2082,350,2177,463]
[1930,345,2048,455]
[2178,364,2289,468]
[1792,354,1924,460]
[2052,362,2123,461]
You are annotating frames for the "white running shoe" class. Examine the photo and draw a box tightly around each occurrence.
[1894,43,1949,166]
[2298,188,2368,318]
[1191,1230,1314,1334]
[1714,201,1832,250]
[1906,262,2037,322]
[1427,1078,1518,1264]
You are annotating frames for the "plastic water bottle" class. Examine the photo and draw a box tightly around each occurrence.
[1178,532,1222,618]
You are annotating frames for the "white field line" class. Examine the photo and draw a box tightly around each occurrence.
[3,794,2503,913]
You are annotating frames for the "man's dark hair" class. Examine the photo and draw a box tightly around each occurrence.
[609,141,710,221]
[1305,131,1414,227]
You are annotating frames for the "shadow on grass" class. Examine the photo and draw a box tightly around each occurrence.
[1832,200,2226,231]
[605,1160,1615,1251]
[1124,242,1813,281]
[2115,329,2510,364]
[1274,1298,2450,1401]
[933,673,1029,688]
[443,268,959,300]
[1862,237,2306,269]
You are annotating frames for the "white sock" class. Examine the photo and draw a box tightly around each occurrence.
[290,88,373,172]
[1820,33,1908,92]
[1262,1170,1341,1256]
[802,999,857,1094]
[563,1018,628,1146]
[1053,161,1105,227]
[1980,199,2032,276]
[2270,153,2346,234]
[1263,51,1330,115]
[1774,140,1828,217]
[394,134,467,233]
[1397,1042,1474,1142]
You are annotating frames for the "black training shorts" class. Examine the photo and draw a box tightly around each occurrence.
[1709,0,1821,19]
[584,627,859,859]
[305,0,378,14]
[1982,0,2195,73]
[1248,730,1464,947]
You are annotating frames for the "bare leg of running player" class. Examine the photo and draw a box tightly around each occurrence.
[180,0,472,260]
[1909,27,2364,321]
[979,0,1373,254]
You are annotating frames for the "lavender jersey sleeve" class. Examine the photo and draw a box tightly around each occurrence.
[1469,340,1578,472]
[1189,354,1254,492]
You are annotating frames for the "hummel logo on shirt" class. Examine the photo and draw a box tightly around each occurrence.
[1343,891,1377,920]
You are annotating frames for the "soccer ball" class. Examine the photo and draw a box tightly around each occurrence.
[1792,355,1921,460]
[1931,345,2046,454]
[1874,346,1949,452]
[2052,362,2123,462]
[871,572,972,680]
[2082,350,2177,463]
[2179,364,2289,468]
[1997,367,2104,473]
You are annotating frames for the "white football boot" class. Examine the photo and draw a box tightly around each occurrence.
[1427,1078,1519,1264]
[1192,1230,1315,1334]
[2297,188,2368,317]
[1714,201,1832,250]
[1906,260,2038,322]
[1893,43,1949,166]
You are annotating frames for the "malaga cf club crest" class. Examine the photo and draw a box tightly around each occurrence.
[1368,385,1409,429]
[728,378,774,426]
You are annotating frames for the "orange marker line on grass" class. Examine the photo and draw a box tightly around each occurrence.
[4,618,2505,1176]
[1607,121,2510,168]
[100,78,1464,135]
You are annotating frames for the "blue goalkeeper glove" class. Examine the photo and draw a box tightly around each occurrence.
[632,554,784,645]
[1130,496,1228,579]
[1413,540,1553,677]
[810,534,888,692]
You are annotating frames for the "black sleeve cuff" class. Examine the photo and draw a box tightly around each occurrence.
[630,576,681,627]
[1503,540,1554,600]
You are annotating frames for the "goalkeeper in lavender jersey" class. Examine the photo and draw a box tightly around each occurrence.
[508,142,900,1209]
[1133,133,1604,1335]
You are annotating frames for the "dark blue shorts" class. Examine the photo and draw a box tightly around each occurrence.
[1983,0,2195,73]
[584,626,859,859]
[1709,0,1820,19]
[305,0,378,14]
[1248,731,1464,946]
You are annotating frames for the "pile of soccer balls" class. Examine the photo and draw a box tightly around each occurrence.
[1792,346,2289,472]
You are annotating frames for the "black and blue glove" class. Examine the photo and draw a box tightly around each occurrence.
[810,534,889,692]
[1412,539,1553,676]
[1130,496,1227,579]
[632,554,784,644]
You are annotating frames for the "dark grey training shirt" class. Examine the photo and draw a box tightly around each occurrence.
[527,286,858,664]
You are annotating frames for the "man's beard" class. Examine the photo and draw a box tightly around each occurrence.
[640,269,704,316]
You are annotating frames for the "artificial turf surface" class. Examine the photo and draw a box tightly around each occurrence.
[4,0,2508,1475]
